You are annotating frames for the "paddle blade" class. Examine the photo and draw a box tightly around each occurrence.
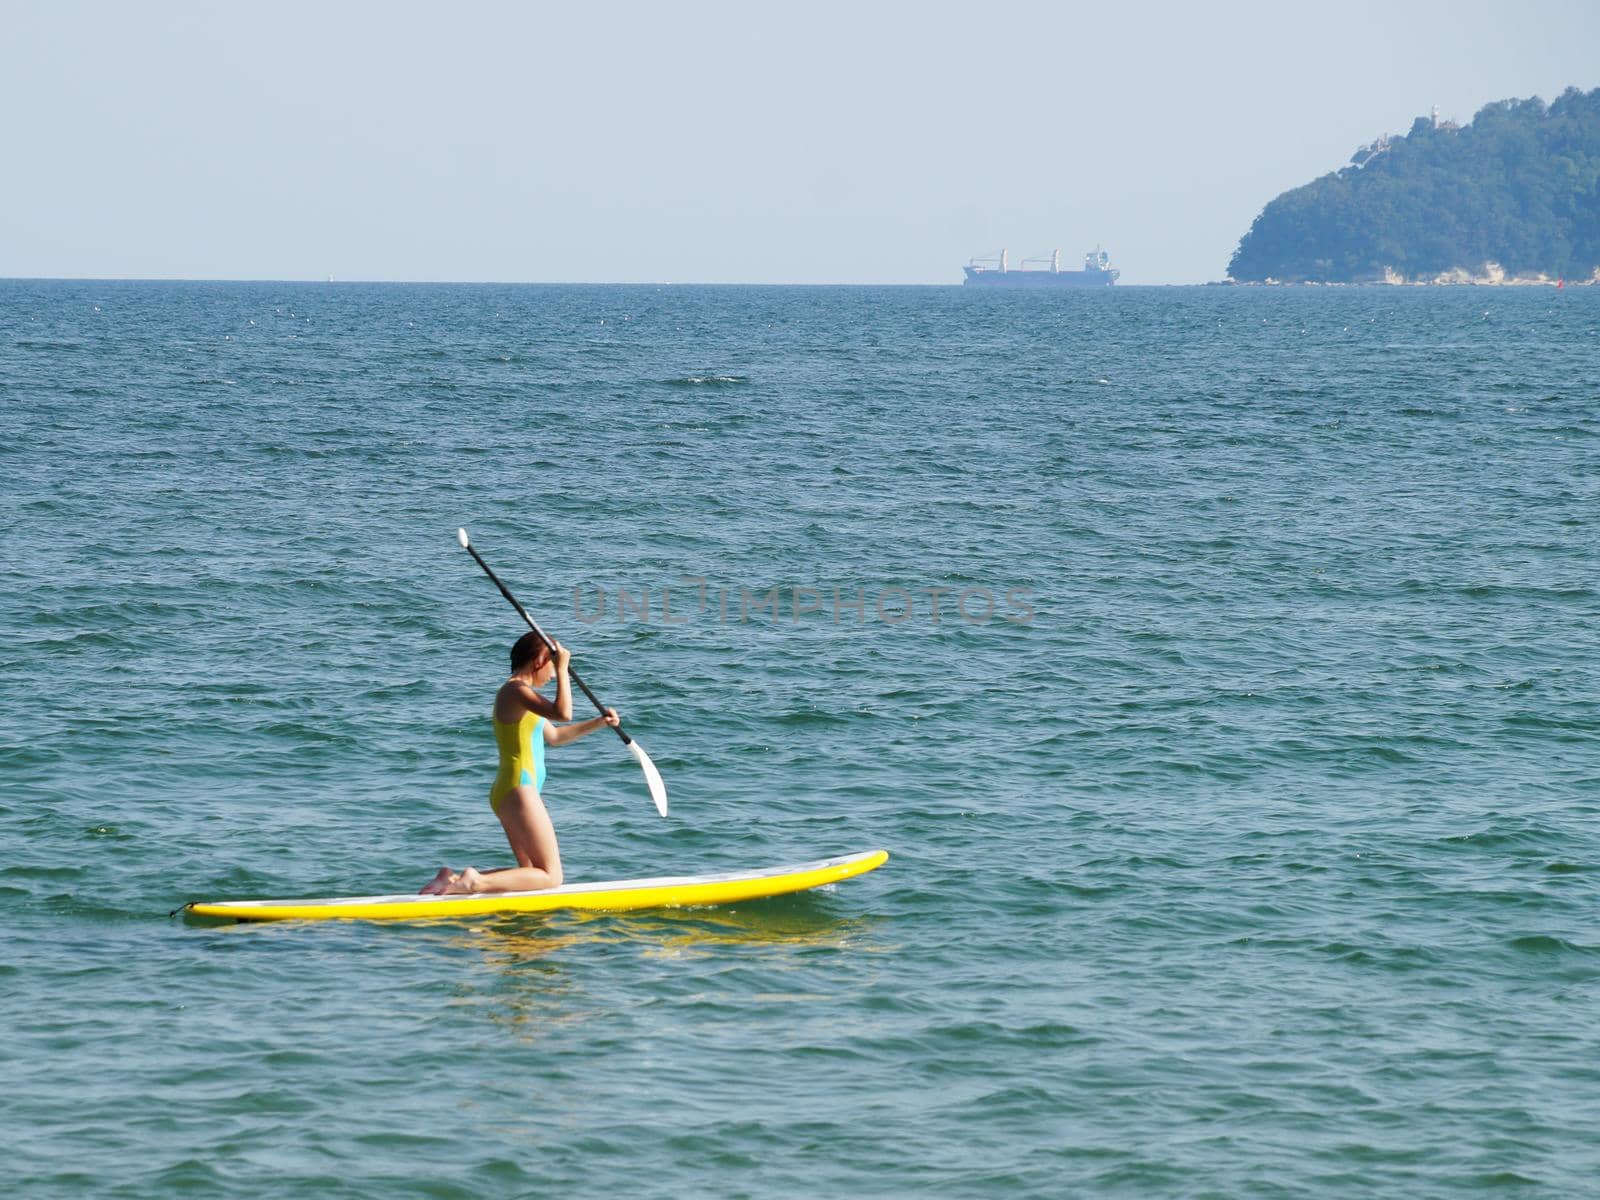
[628,739,668,817]
[456,527,470,548]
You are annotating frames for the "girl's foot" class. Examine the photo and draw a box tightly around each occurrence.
[444,866,485,895]
[419,867,456,895]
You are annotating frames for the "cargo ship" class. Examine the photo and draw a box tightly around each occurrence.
[962,247,1119,286]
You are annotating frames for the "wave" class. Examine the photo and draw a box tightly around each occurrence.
[663,374,749,387]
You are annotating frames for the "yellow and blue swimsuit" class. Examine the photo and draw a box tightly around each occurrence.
[489,710,547,812]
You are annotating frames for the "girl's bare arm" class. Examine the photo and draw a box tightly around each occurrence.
[543,707,620,747]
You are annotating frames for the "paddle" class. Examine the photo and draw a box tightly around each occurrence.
[456,527,668,818]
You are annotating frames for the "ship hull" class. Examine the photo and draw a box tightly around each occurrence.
[963,267,1119,287]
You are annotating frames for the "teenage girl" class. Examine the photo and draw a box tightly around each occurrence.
[421,631,618,895]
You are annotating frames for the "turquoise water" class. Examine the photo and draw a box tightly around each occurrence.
[4,280,1598,1196]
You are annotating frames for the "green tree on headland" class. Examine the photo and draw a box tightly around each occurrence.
[1228,87,1600,282]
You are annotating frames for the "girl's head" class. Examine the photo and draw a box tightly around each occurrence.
[510,631,551,677]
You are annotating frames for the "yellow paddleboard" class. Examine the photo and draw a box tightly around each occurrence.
[184,849,888,923]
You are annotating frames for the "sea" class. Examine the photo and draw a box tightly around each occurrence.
[3,279,1597,1198]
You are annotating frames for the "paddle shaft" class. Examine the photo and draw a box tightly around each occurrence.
[461,540,634,748]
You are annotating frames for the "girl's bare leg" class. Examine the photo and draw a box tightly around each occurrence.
[444,788,563,894]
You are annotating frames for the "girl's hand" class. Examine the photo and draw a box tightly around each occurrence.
[601,707,620,728]
[553,642,572,671]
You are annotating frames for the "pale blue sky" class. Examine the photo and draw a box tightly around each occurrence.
[3,1,1596,284]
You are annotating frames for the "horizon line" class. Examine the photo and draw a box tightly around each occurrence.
[0,274,1190,287]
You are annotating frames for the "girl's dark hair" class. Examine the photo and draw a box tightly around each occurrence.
[510,631,550,673]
